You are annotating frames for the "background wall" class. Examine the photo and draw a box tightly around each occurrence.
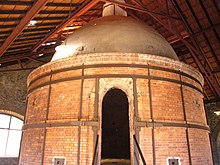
[206,103,220,165]
[0,57,50,165]
[0,57,50,116]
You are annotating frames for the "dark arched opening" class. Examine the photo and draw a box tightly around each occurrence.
[101,88,130,162]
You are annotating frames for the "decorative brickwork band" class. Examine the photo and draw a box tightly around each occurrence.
[28,74,203,95]
[29,63,203,88]
[27,63,203,95]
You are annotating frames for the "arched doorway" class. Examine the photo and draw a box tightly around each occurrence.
[101,88,130,163]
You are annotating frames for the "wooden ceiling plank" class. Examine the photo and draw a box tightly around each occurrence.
[171,0,220,98]
[185,0,220,70]
[125,0,220,98]
[198,0,220,44]
[31,0,100,52]
[0,1,81,7]
[0,47,55,63]
[0,22,61,29]
[192,22,220,37]
[0,15,100,22]
[0,0,49,58]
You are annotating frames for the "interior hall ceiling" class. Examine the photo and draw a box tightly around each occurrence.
[0,0,219,103]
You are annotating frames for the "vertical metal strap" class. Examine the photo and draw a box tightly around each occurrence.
[77,63,84,165]
[41,70,53,165]
[92,135,99,165]
[4,116,12,155]
[133,78,138,117]
[133,77,141,164]
[93,78,99,153]
[79,63,84,119]
[148,64,156,165]
[94,78,99,120]
[133,78,140,136]
[180,74,192,165]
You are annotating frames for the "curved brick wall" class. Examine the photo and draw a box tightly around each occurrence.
[19,53,212,165]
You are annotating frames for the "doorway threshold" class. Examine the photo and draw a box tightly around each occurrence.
[101,159,130,165]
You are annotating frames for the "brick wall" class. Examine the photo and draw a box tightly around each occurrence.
[19,53,212,165]
[216,132,220,165]
[0,56,51,117]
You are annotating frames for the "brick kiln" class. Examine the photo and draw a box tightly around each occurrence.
[19,3,213,165]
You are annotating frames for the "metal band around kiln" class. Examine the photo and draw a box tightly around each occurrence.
[22,121,209,131]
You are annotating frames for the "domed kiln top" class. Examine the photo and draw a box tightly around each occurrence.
[52,15,178,61]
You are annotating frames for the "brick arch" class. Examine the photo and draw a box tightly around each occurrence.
[98,78,136,164]
[0,109,24,120]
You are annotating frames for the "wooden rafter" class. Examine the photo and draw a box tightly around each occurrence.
[171,0,220,98]
[0,47,56,63]
[31,0,100,53]
[101,0,181,20]
[0,1,81,7]
[0,0,49,58]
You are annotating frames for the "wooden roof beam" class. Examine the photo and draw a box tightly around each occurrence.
[0,0,49,58]
[0,15,100,22]
[7,22,59,29]
[128,0,220,98]
[171,0,220,98]
[31,0,100,53]
[101,0,181,20]
[0,8,100,15]
[185,0,220,70]
[0,47,55,64]
[0,1,81,7]
[192,22,220,37]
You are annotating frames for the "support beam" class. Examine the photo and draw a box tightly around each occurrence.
[0,67,38,73]
[17,59,24,69]
[31,0,100,53]
[0,0,49,58]
[128,0,220,97]
[192,22,220,37]
[101,0,181,20]
[26,57,47,64]
[0,1,81,7]
[0,47,55,64]
[0,8,100,15]
[165,22,220,44]
[198,0,220,44]
[0,10,76,15]
[0,15,100,22]
[185,0,220,69]
[171,0,220,98]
